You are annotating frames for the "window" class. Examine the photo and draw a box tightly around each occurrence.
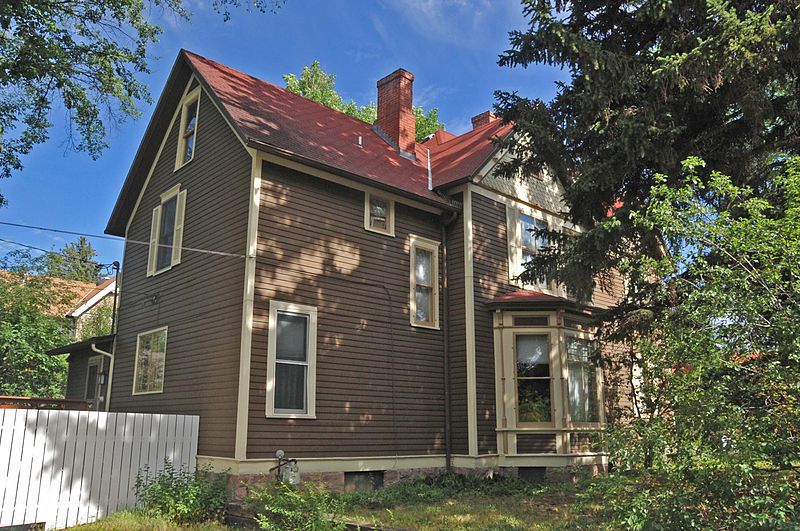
[364,192,395,236]
[133,327,167,394]
[266,301,318,418]
[85,356,102,401]
[507,207,552,290]
[147,185,187,276]
[409,235,440,328]
[566,336,600,423]
[176,87,200,169]
[515,334,552,423]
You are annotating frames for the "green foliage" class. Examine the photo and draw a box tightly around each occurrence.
[0,251,75,397]
[77,301,114,340]
[246,482,345,531]
[284,61,445,141]
[0,0,283,198]
[44,236,101,282]
[497,0,800,301]
[593,158,800,528]
[134,462,228,525]
[70,509,229,530]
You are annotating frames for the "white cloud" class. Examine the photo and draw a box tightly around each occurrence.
[379,0,501,48]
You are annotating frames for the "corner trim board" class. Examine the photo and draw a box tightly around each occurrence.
[235,149,261,460]
[463,186,478,456]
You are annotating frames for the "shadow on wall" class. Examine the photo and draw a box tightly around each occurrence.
[0,408,198,529]
[247,166,447,459]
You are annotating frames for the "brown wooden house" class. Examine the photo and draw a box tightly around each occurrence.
[104,50,628,485]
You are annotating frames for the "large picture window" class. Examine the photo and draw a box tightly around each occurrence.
[409,235,440,328]
[133,327,168,395]
[147,185,187,276]
[266,301,318,418]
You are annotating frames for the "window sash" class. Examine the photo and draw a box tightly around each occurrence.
[133,328,167,394]
[566,336,600,423]
[156,196,177,271]
[180,96,199,165]
[409,238,438,327]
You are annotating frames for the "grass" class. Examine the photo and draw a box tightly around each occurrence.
[69,510,229,530]
[335,473,607,531]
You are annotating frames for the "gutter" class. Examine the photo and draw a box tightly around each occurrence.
[440,210,459,472]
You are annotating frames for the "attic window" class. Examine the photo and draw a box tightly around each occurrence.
[364,192,395,236]
[176,86,200,169]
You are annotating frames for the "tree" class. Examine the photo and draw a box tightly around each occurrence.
[284,61,446,141]
[44,236,101,283]
[0,0,285,205]
[0,251,76,397]
[495,0,800,301]
[592,158,800,528]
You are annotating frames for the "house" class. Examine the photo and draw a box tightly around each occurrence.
[103,50,629,487]
[45,276,117,409]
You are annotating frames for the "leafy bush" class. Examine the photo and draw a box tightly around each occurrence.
[134,462,228,524]
[246,482,345,531]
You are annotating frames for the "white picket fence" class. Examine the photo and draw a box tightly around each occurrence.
[0,409,200,529]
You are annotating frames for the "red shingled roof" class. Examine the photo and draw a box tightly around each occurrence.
[183,50,510,205]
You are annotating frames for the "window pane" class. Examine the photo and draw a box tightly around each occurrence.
[135,330,166,393]
[369,197,388,230]
[518,379,551,423]
[276,312,308,362]
[568,362,599,422]
[516,335,549,377]
[415,286,432,322]
[415,248,432,285]
[275,363,306,412]
[184,101,198,136]
[567,337,591,362]
[183,134,195,163]
[157,197,177,270]
[521,214,548,251]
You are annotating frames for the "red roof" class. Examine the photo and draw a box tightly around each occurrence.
[491,290,569,305]
[183,50,510,205]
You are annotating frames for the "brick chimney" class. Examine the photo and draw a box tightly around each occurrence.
[471,111,498,129]
[375,68,416,159]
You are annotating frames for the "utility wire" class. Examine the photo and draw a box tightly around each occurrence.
[0,221,245,259]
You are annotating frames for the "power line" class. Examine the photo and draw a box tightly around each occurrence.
[0,221,245,259]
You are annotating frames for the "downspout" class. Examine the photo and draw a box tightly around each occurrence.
[90,342,113,410]
[440,210,458,472]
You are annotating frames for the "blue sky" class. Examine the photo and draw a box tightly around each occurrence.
[0,0,567,267]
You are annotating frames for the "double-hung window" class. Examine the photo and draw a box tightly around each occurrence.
[566,336,600,423]
[364,192,395,236]
[515,334,553,423]
[147,185,187,276]
[508,207,551,289]
[266,301,318,418]
[409,235,440,328]
[133,327,168,395]
[176,87,200,169]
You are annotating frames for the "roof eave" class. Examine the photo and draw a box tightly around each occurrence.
[247,138,460,212]
[46,334,116,356]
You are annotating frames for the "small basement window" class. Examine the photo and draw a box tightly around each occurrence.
[364,192,395,236]
[344,471,384,492]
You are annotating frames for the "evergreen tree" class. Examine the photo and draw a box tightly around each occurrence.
[45,236,101,283]
[495,0,800,301]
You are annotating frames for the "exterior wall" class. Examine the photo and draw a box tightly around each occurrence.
[444,192,469,455]
[246,162,446,459]
[110,86,251,458]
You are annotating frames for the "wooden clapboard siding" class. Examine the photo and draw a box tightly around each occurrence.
[0,409,198,529]
[445,193,469,455]
[246,162,446,459]
[65,352,89,399]
[110,87,250,458]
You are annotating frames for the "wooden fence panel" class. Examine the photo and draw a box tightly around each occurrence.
[0,410,199,529]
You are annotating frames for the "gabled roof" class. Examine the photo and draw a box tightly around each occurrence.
[68,276,116,318]
[107,50,513,235]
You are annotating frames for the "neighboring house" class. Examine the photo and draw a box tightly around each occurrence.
[103,50,629,486]
[45,277,117,409]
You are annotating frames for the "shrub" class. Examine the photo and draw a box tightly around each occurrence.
[134,462,228,524]
[246,482,345,531]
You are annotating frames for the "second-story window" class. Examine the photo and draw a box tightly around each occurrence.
[507,207,555,290]
[147,184,187,276]
[176,87,200,169]
[409,235,439,328]
[364,192,395,236]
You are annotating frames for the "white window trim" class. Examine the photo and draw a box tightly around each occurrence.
[363,192,395,236]
[175,86,201,171]
[147,184,187,277]
[562,330,604,427]
[132,326,168,396]
[409,235,440,329]
[266,300,318,419]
